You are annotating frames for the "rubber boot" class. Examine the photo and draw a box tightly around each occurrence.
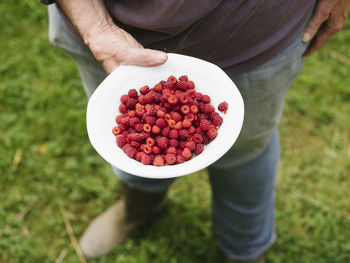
[79,181,168,258]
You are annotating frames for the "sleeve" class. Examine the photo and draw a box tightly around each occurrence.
[39,0,56,5]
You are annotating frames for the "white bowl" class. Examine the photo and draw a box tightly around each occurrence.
[86,53,244,179]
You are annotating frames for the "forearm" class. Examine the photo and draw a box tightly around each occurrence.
[56,0,118,46]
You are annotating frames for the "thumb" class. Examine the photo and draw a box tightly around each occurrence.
[121,48,168,67]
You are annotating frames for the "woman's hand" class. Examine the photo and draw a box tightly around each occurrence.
[303,0,350,56]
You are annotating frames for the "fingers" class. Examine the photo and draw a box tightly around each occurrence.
[302,0,340,43]
[121,48,168,67]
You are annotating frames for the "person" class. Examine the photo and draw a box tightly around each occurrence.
[40,0,350,262]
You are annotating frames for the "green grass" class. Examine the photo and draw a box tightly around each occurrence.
[1,1,350,262]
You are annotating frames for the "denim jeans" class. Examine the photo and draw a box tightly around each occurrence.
[48,5,309,261]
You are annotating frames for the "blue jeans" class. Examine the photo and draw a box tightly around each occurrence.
[48,5,309,261]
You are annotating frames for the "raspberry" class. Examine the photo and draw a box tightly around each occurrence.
[142,144,152,154]
[179,129,189,139]
[179,141,186,149]
[126,98,137,109]
[202,136,210,144]
[218,101,228,112]
[128,110,136,117]
[177,81,188,91]
[141,154,151,165]
[168,95,178,105]
[153,83,163,92]
[120,117,130,127]
[144,93,154,104]
[194,144,204,155]
[171,112,182,122]
[153,155,164,166]
[143,123,151,133]
[119,104,127,114]
[167,75,178,84]
[168,129,179,139]
[131,141,140,148]
[135,152,144,162]
[146,137,155,147]
[201,94,211,103]
[135,123,143,132]
[166,147,177,155]
[125,147,137,158]
[181,147,192,160]
[128,89,138,98]
[152,146,161,155]
[164,113,172,122]
[211,113,223,126]
[187,80,195,89]
[120,94,129,104]
[193,133,203,143]
[207,126,218,139]
[145,116,155,126]
[130,133,144,142]
[190,105,198,114]
[156,136,168,150]
[176,149,182,155]
[112,126,122,135]
[185,141,196,151]
[188,126,195,134]
[139,85,149,95]
[167,119,176,128]
[180,105,190,115]
[200,119,211,131]
[116,135,127,147]
[138,95,146,105]
[162,126,171,137]
[156,118,167,128]
[152,125,161,134]
[122,143,131,152]
[202,104,215,114]
[116,115,123,124]
[184,113,194,122]
[157,110,165,118]
[174,121,183,130]
[182,119,192,128]
[169,139,179,147]
[178,75,188,81]
[176,155,185,164]
[129,117,139,127]
[165,154,176,165]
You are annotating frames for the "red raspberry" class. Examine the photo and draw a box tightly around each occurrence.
[176,149,182,155]
[162,126,171,137]
[125,147,137,158]
[167,75,178,84]
[139,85,149,95]
[202,104,215,114]
[167,95,178,105]
[153,155,164,166]
[131,141,140,148]
[211,112,223,126]
[181,147,192,160]
[120,117,130,127]
[152,125,161,134]
[121,94,129,104]
[180,105,190,115]
[188,126,195,134]
[129,117,139,127]
[174,121,183,130]
[201,94,211,103]
[144,93,154,104]
[171,112,182,122]
[166,147,177,155]
[112,126,122,135]
[130,133,144,142]
[162,82,174,90]
[187,80,195,89]
[116,135,127,147]
[116,115,123,124]
[202,136,210,144]
[177,81,188,91]
[178,75,188,81]
[156,136,168,150]
[145,116,156,126]
[165,154,176,165]
[126,98,137,109]
[218,101,228,112]
[190,105,198,114]
[153,93,162,103]
[143,123,151,133]
[164,102,172,110]
[207,126,218,139]
[168,129,179,139]
[128,89,138,98]
[135,107,145,116]
[156,118,167,128]
[138,95,146,105]
[185,141,196,151]
[153,83,163,92]
[179,129,189,139]
[182,119,192,128]
[141,154,151,165]
[167,119,176,128]
[135,123,143,132]
[122,143,131,152]
[169,139,179,148]
[176,155,185,164]
[200,119,211,131]
[135,152,144,162]
[193,133,203,143]
[152,146,161,155]
[128,110,136,117]
[194,144,204,155]
[146,137,155,147]
[119,104,127,114]
[179,141,186,150]
[142,144,152,154]
[184,113,194,122]
[157,110,165,118]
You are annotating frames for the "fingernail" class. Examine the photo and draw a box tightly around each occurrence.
[155,52,167,62]
[302,32,312,43]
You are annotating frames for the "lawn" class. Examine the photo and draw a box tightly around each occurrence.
[1,1,349,262]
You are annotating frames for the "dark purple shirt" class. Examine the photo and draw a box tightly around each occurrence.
[44,0,315,74]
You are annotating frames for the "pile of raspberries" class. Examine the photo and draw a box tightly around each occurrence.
[112,75,228,166]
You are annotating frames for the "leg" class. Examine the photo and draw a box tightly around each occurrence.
[48,4,176,191]
[209,29,310,261]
